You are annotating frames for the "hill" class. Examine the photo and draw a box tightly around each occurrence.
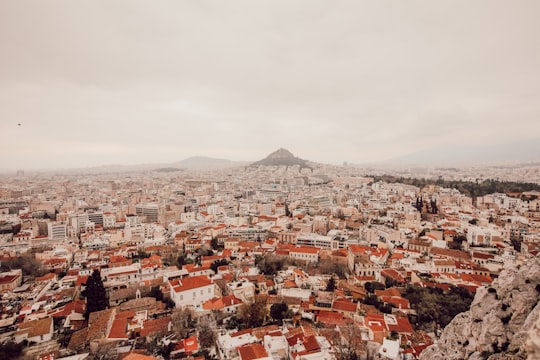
[250,148,309,168]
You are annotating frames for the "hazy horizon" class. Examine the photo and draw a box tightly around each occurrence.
[1,1,540,171]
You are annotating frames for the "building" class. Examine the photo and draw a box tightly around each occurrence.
[48,221,68,240]
[136,204,159,223]
[289,246,319,263]
[15,316,54,344]
[169,275,217,308]
[0,269,22,292]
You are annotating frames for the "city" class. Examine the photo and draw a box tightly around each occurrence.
[0,149,539,360]
[2,2,540,359]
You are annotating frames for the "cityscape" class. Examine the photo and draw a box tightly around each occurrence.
[2,1,540,360]
[0,148,539,360]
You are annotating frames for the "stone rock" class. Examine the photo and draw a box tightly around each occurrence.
[419,256,540,360]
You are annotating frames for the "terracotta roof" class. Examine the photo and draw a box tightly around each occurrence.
[302,335,320,352]
[380,268,406,283]
[316,310,349,325]
[375,288,401,298]
[108,317,129,340]
[380,296,410,310]
[332,298,358,313]
[35,273,56,282]
[183,336,198,353]
[67,328,88,351]
[16,316,52,339]
[170,275,213,293]
[87,308,115,342]
[289,246,319,254]
[238,343,268,360]
[123,353,160,360]
[140,317,171,338]
[386,316,414,334]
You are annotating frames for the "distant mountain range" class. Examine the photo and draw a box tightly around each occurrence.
[48,156,249,174]
[250,148,310,168]
[15,141,540,175]
[73,149,308,174]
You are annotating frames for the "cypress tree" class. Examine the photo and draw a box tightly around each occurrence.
[82,269,108,318]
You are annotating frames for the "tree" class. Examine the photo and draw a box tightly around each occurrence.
[238,295,268,328]
[0,254,46,278]
[82,270,107,318]
[171,307,195,338]
[364,281,385,293]
[402,285,474,331]
[210,237,223,251]
[326,276,336,292]
[332,324,368,360]
[210,259,230,273]
[197,316,217,350]
[0,342,23,360]
[269,302,289,324]
[285,203,292,217]
[148,286,164,302]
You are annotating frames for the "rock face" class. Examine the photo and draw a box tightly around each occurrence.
[419,256,540,360]
[250,148,309,168]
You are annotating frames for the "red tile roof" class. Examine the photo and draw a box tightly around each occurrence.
[332,298,358,313]
[170,275,213,293]
[140,317,171,338]
[238,343,268,360]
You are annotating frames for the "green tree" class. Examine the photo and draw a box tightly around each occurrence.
[402,285,474,330]
[82,269,108,318]
[269,302,289,323]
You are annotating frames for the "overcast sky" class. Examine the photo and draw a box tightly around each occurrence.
[1,0,539,171]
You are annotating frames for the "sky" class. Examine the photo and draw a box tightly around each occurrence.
[1,0,540,171]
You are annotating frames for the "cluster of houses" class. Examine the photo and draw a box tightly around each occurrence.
[0,165,539,359]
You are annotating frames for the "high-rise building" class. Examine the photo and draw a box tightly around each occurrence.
[48,222,67,240]
[135,204,159,223]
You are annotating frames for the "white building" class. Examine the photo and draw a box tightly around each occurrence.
[169,275,217,308]
[226,280,255,303]
[48,222,67,240]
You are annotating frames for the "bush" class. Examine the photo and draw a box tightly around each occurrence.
[0,342,23,360]
[402,285,474,330]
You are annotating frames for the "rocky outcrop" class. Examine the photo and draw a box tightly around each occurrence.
[419,256,540,360]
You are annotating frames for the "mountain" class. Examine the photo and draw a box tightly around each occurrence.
[250,148,309,168]
[419,256,540,360]
[38,156,247,174]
